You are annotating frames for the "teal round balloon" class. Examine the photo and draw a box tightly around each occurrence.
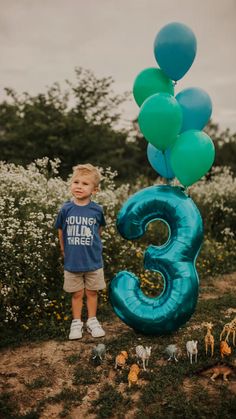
[147,144,175,179]
[109,185,203,335]
[154,22,197,81]
[133,67,174,107]
[170,130,215,187]
[138,93,182,151]
[176,87,212,132]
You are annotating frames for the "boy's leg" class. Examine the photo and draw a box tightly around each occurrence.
[69,290,84,339]
[86,290,105,338]
[72,289,84,319]
[64,271,85,319]
[84,269,106,338]
[85,289,98,319]
[63,271,85,340]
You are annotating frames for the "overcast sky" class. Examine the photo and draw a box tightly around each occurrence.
[1,0,236,132]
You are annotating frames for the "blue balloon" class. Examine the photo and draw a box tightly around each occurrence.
[176,87,212,132]
[147,144,175,179]
[154,22,197,81]
[109,185,203,335]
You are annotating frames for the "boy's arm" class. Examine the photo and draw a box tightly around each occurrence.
[58,228,65,257]
[99,226,103,237]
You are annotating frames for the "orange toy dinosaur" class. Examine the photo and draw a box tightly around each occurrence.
[220,340,231,358]
[115,351,128,369]
[209,365,233,382]
[128,364,140,387]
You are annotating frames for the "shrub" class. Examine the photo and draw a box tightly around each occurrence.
[190,166,236,240]
[0,158,68,328]
[190,166,236,278]
[0,159,235,336]
[0,158,130,330]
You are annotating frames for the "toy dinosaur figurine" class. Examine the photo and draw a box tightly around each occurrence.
[115,351,128,369]
[92,343,106,361]
[136,345,152,371]
[220,317,236,346]
[128,364,140,387]
[186,340,198,364]
[209,365,233,382]
[220,340,231,358]
[203,322,214,356]
[199,363,234,382]
[164,344,182,362]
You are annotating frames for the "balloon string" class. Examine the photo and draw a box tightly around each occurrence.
[163,151,170,184]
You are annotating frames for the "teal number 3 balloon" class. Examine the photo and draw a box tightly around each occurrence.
[109,185,203,335]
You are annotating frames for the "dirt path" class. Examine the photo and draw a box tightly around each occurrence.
[1,272,236,418]
[0,320,132,418]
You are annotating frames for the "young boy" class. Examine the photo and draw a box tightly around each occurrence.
[55,164,106,339]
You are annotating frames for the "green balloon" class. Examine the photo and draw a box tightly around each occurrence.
[170,130,215,187]
[133,67,174,107]
[138,93,182,151]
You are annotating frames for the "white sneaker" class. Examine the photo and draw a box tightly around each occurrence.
[86,317,105,338]
[69,320,83,340]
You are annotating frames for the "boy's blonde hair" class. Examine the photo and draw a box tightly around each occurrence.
[71,164,102,187]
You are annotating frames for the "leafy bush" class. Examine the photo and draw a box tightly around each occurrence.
[190,166,236,278]
[0,158,130,331]
[191,166,236,240]
[0,159,235,337]
[0,158,67,329]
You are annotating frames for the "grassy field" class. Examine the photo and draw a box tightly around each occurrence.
[1,272,236,419]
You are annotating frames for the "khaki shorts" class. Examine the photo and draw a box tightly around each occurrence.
[63,268,106,293]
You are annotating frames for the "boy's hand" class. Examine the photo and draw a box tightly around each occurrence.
[58,229,64,257]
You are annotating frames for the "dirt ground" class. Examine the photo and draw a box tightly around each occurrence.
[1,272,236,418]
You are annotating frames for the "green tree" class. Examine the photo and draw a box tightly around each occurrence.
[205,122,236,175]
[0,68,149,180]
[1,69,234,182]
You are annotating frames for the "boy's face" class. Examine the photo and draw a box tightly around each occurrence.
[71,173,98,204]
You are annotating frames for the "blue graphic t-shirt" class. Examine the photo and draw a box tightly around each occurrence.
[55,200,106,272]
